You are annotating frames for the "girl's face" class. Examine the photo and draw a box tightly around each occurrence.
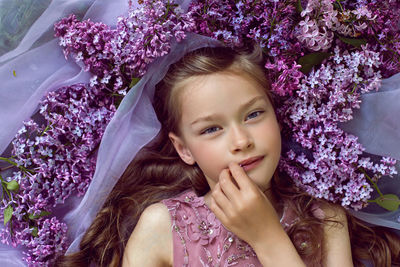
[169,71,281,192]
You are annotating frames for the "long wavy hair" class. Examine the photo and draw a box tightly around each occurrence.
[56,45,400,267]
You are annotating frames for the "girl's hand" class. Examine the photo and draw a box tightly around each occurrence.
[209,163,306,266]
[209,162,282,247]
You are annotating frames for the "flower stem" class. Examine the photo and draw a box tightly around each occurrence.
[372,29,400,63]
[0,157,34,174]
[0,157,18,167]
[40,123,53,137]
[359,167,383,196]
[335,0,344,13]
[0,165,14,172]
[0,175,11,200]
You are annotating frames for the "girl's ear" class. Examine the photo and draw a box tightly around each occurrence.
[168,132,196,165]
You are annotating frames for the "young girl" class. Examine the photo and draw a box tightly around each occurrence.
[56,44,400,267]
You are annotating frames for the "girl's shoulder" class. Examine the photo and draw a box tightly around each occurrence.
[123,202,173,266]
[140,202,175,235]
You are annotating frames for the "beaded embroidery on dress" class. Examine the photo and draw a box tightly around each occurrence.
[161,189,301,267]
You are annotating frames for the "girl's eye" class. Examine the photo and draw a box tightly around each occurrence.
[201,126,220,135]
[246,111,264,120]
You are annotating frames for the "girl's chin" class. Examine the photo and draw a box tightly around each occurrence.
[249,174,273,190]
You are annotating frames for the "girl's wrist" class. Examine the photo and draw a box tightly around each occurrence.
[251,228,305,267]
[250,225,285,251]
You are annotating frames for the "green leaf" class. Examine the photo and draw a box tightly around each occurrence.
[296,0,303,13]
[31,227,38,237]
[298,52,332,74]
[129,77,140,88]
[28,211,51,220]
[12,70,16,77]
[333,2,340,10]
[333,0,344,12]
[374,194,400,211]
[6,180,19,191]
[3,206,13,225]
[337,35,367,48]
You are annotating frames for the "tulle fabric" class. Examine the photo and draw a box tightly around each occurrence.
[0,0,128,264]
[0,0,399,265]
[340,73,400,230]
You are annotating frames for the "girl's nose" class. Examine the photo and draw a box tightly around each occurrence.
[230,125,253,153]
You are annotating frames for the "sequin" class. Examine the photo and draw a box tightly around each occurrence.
[228,237,233,243]
[300,242,308,249]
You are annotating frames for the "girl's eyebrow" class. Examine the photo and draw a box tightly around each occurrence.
[190,95,266,126]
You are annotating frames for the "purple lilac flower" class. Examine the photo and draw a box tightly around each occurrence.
[296,0,400,78]
[361,1,400,77]
[55,0,195,95]
[22,218,68,267]
[278,45,397,209]
[189,0,304,96]
[0,84,115,266]
[297,0,336,51]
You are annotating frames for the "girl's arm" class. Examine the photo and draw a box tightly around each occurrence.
[209,163,305,266]
[320,205,354,267]
[250,227,306,266]
[122,203,173,267]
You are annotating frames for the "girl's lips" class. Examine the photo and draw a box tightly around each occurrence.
[239,156,264,171]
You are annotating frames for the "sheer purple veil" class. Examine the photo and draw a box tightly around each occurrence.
[340,73,400,230]
[0,0,131,156]
[0,0,127,265]
[0,0,399,265]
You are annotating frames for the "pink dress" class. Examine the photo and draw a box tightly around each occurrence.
[161,189,304,267]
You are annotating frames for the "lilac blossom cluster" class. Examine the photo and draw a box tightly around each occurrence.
[296,0,400,77]
[278,46,397,209]
[296,0,376,51]
[0,84,115,266]
[55,0,195,96]
[0,217,68,266]
[23,217,68,266]
[188,0,304,96]
[364,0,400,77]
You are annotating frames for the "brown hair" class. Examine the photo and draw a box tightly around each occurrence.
[272,171,400,267]
[55,46,400,267]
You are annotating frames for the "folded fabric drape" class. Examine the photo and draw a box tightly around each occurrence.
[0,0,129,264]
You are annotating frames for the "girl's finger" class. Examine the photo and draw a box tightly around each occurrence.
[228,162,257,190]
[218,168,240,201]
[211,182,232,211]
[209,194,229,225]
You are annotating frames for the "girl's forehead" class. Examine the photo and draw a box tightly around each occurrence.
[179,71,266,100]
[177,72,269,118]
